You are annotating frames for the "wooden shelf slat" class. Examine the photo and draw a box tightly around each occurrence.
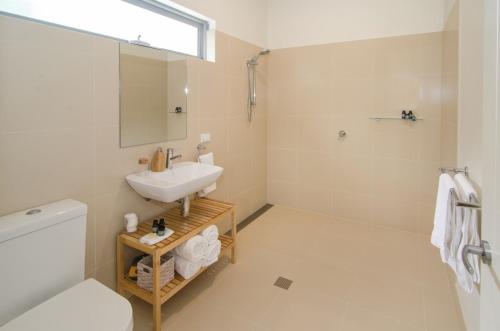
[116,198,236,331]
[118,198,234,254]
[119,234,234,304]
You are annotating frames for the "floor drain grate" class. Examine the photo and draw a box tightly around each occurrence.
[273,276,293,290]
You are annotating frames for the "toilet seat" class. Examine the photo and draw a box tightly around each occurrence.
[1,279,133,331]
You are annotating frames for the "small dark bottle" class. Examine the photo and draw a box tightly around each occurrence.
[401,110,407,119]
[157,224,166,236]
[408,110,416,121]
[159,218,165,227]
[152,219,159,233]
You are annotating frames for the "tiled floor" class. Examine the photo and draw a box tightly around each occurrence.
[131,206,465,331]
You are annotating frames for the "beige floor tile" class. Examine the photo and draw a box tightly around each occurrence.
[164,297,265,331]
[261,285,347,331]
[130,206,463,331]
[192,259,284,323]
[340,304,425,331]
[348,268,425,329]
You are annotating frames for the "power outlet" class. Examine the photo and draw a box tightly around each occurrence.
[200,133,211,143]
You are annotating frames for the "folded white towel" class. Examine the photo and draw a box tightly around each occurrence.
[174,235,208,262]
[174,254,201,279]
[455,173,481,292]
[431,173,459,264]
[139,229,174,245]
[202,240,221,267]
[198,152,216,197]
[200,225,219,245]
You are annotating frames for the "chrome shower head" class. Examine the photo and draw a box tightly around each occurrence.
[248,49,271,65]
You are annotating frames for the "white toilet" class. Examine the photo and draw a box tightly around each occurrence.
[0,199,133,331]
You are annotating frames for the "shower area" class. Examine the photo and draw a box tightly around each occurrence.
[260,25,464,331]
[266,33,446,234]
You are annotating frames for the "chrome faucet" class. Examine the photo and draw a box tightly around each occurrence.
[166,148,182,169]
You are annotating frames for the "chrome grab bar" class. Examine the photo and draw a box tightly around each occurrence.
[462,240,492,275]
[456,200,482,209]
[450,188,481,209]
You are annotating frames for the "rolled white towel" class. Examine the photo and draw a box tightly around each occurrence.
[200,225,219,245]
[174,235,208,262]
[202,240,221,267]
[174,254,201,279]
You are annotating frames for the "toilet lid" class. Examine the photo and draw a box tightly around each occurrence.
[1,279,133,331]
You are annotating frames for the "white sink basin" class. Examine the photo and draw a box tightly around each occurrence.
[126,161,223,203]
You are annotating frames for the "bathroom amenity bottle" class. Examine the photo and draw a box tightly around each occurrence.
[151,147,166,172]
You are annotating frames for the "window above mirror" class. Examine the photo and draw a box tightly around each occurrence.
[0,0,213,59]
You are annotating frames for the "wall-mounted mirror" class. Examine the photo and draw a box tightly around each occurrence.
[119,43,188,147]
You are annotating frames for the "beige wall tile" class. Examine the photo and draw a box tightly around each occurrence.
[371,157,420,199]
[419,201,436,234]
[332,190,373,225]
[267,148,297,182]
[297,151,334,187]
[267,115,298,149]
[0,17,267,286]
[370,196,420,232]
[297,184,334,216]
[331,77,374,118]
[298,116,335,153]
[333,155,372,193]
[268,180,298,206]
[267,79,299,116]
[0,129,96,214]
[226,115,252,155]
[440,4,459,170]
[329,39,376,78]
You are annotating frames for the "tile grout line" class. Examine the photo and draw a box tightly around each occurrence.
[225,203,274,235]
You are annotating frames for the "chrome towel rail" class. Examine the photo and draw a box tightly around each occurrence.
[439,170,491,276]
[439,166,469,177]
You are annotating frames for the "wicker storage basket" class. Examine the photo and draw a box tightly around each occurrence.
[137,253,175,292]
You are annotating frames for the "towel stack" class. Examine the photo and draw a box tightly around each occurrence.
[173,235,207,279]
[172,225,221,279]
[431,173,481,293]
[200,225,222,267]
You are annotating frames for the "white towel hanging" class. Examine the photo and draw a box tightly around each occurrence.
[455,173,481,291]
[431,173,459,264]
[198,152,217,197]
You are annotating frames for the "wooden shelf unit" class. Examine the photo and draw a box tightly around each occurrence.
[116,198,236,331]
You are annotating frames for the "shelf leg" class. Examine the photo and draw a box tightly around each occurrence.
[231,209,237,264]
[116,238,126,296]
[152,252,162,331]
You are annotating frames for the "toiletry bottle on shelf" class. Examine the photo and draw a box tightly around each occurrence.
[408,111,416,121]
[151,147,166,172]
